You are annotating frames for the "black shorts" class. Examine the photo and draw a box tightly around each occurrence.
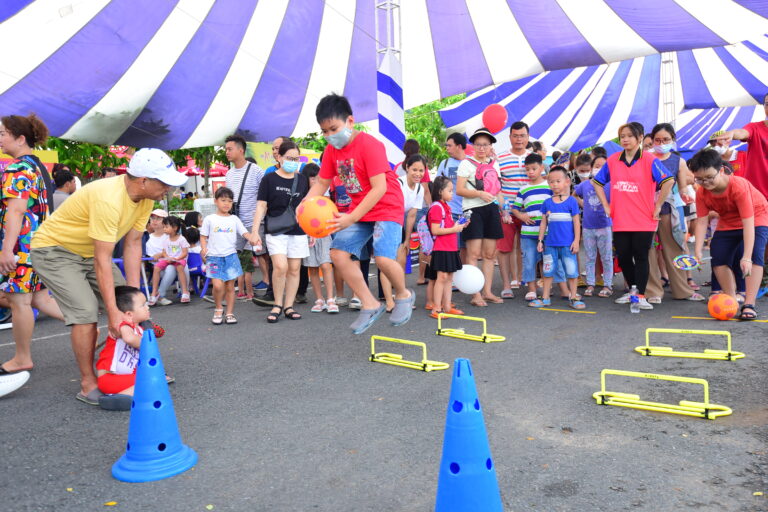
[462,203,504,241]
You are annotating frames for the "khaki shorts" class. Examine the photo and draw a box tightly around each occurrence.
[30,246,125,325]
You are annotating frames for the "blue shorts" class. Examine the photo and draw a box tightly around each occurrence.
[331,221,401,261]
[521,237,565,283]
[710,226,768,268]
[205,253,243,281]
[542,246,578,279]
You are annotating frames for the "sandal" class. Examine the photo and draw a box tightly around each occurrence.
[524,291,537,301]
[687,278,701,291]
[736,292,746,304]
[482,295,504,304]
[326,298,339,314]
[510,280,521,289]
[470,299,488,307]
[212,308,224,325]
[583,286,594,297]
[598,287,613,298]
[429,310,443,319]
[570,298,586,310]
[528,298,551,308]
[500,289,514,299]
[661,277,670,288]
[739,304,757,321]
[225,314,237,324]
[267,306,283,323]
[284,307,302,320]
[311,299,326,313]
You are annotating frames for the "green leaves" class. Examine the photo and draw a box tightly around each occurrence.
[45,137,129,181]
[405,94,464,166]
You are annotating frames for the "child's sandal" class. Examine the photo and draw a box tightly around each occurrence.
[598,287,613,298]
[570,298,586,310]
[224,313,237,324]
[211,308,224,325]
[583,286,594,297]
[267,306,283,323]
[284,307,302,320]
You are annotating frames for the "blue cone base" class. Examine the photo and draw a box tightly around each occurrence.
[112,444,198,483]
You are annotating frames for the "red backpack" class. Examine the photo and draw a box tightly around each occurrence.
[467,158,501,196]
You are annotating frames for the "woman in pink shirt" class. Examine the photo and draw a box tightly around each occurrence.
[592,123,674,310]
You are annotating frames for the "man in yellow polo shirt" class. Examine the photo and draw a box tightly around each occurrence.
[31,148,187,405]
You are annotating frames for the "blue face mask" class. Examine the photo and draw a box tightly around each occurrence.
[325,127,353,150]
[282,160,300,173]
[653,142,676,154]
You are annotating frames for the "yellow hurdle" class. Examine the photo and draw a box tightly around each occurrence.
[635,328,745,361]
[435,313,505,343]
[593,369,732,420]
[369,335,449,372]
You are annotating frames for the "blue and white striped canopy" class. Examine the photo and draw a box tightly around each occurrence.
[440,35,768,151]
[675,105,763,152]
[2,0,768,149]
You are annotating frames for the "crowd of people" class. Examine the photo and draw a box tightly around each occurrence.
[0,92,766,407]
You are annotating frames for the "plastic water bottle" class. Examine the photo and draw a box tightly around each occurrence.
[629,285,640,314]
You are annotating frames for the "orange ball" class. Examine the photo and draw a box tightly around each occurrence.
[707,294,739,321]
[297,196,338,238]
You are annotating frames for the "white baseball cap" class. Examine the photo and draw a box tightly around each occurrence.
[128,148,187,187]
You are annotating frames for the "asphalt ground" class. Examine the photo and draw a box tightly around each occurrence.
[1,268,766,512]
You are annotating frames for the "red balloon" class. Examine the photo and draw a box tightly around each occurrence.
[482,104,508,134]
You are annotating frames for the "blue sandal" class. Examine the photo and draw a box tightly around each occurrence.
[570,299,586,310]
[528,298,551,308]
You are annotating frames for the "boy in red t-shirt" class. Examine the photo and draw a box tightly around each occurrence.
[308,94,414,334]
[690,149,768,320]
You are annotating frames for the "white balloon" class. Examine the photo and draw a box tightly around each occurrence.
[453,265,484,294]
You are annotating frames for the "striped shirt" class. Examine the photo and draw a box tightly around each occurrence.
[513,181,552,239]
[497,149,530,208]
[225,162,264,228]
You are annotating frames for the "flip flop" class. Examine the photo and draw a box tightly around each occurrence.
[482,296,504,304]
[390,289,416,326]
[76,388,103,406]
[98,393,133,411]
[0,365,33,375]
[350,304,386,335]
[470,299,487,307]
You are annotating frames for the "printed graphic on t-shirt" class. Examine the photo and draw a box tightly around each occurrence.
[337,159,362,194]
[588,193,601,208]
[213,225,234,233]
[613,181,639,193]
[112,340,139,374]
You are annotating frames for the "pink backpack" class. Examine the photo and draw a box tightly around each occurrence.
[467,158,501,196]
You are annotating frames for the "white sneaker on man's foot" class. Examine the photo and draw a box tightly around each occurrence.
[156,297,172,306]
[638,297,654,310]
[614,292,631,304]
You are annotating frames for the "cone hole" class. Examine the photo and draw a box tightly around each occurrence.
[449,462,460,474]
[486,458,493,470]
[158,443,166,452]
[153,400,161,409]
[452,400,463,412]
[131,400,135,409]
[474,399,480,410]
[148,358,157,366]
[126,443,130,451]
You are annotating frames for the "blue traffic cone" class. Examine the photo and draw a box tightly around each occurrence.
[112,329,197,482]
[435,358,502,511]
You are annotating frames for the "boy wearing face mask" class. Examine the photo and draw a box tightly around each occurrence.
[305,94,413,335]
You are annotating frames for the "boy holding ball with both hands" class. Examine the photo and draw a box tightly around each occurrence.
[305,94,414,335]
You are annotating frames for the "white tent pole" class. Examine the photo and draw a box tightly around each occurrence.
[661,51,676,127]
[375,1,401,57]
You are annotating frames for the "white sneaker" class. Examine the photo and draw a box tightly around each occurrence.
[0,370,30,398]
[614,292,631,304]
[156,297,172,306]
[334,297,349,307]
[638,297,654,310]
[148,295,158,306]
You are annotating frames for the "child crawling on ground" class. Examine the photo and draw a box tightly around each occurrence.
[95,285,170,410]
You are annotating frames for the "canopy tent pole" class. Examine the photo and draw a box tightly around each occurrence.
[661,51,677,127]
[375,1,405,167]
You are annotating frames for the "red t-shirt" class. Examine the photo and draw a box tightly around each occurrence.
[319,132,404,224]
[743,121,768,199]
[696,175,768,231]
[730,150,747,177]
[428,201,457,252]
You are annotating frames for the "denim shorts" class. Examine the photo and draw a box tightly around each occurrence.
[331,220,401,260]
[205,253,243,281]
[521,237,565,283]
[710,226,768,267]
[542,246,578,279]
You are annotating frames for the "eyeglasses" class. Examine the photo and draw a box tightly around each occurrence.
[284,156,300,162]
[694,174,718,184]
[653,138,673,144]
[474,143,492,149]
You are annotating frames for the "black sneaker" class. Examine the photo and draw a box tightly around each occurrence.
[252,293,275,307]
[295,294,307,304]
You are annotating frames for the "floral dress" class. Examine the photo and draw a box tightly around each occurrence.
[0,157,49,293]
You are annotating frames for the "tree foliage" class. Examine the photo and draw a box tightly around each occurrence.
[166,146,227,198]
[45,137,129,182]
[404,94,465,166]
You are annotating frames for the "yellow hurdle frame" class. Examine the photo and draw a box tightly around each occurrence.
[635,328,745,361]
[434,313,505,343]
[369,335,449,372]
[593,369,732,420]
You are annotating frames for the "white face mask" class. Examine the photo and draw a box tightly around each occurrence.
[710,145,728,155]
[577,172,591,180]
